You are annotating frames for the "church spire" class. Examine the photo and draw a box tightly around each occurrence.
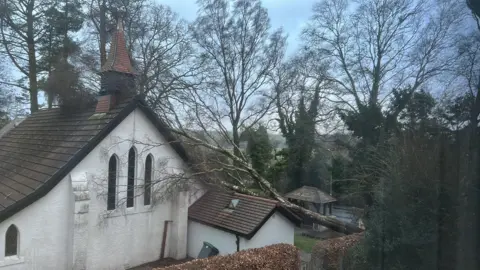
[96,18,136,113]
[101,19,137,75]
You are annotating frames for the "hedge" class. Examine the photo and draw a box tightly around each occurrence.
[310,233,364,270]
[157,244,300,270]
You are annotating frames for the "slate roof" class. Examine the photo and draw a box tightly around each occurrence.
[188,191,301,239]
[0,95,187,222]
[284,186,337,204]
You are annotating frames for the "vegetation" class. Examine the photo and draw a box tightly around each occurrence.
[159,244,299,270]
[1,0,479,269]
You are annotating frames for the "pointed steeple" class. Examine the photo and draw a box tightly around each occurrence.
[101,19,137,75]
[97,18,136,113]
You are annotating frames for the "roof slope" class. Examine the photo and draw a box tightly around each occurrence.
[188,191,300,239]
[284,186,337,204]
[0,95,187,222]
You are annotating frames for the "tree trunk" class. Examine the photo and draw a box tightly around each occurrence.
[232,126,241,158]
[99,0,107,67]
[62,0,69,60]
[27,1,38,113]
[47,71,53,109]
[282,200,363,235]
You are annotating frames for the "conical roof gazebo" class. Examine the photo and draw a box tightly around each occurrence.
[284,186,337,215]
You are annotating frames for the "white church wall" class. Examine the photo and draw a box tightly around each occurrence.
[0,177,73,270]
[69,108,190,269]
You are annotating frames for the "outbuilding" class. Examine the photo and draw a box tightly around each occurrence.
[187,191,301,258]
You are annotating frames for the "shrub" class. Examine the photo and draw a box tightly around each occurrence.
[310,233,363,270]
[157,244,300,270]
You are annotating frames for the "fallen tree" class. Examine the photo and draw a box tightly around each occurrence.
[172,128,363,235]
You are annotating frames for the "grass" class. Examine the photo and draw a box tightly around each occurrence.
[294,233,318,253]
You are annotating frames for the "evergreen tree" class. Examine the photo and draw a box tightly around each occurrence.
[246,125,273,177]
[286,94,319,191]
[395,89,437,133]
[330,155,354,196]
[38,0,84,108]
[304,149,330,189]
[273,53,327,192]
[351,134,459,270]
[265,148,289,191]
[45,60,95,112]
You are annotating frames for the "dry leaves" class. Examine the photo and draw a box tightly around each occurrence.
[157,244,300,270]
[311,233,363,270]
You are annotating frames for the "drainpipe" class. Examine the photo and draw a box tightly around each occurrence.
[235,235,240,252]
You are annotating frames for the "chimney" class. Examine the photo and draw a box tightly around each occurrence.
[96,18,137,113]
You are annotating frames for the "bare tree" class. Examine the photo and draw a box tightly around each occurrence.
[0,0,54,112]
[86,0,144,72]
[304,0,462,125]
[88,0,109,67]
[188,0,286,159]
[132,4,200,118]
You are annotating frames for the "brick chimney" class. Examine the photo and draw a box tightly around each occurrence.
[96,18,137,113]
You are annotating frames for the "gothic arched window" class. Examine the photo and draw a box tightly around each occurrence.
[5,225,18,256]
[144,154,153,205]
[107,155,118,210]
[127,147,136,208]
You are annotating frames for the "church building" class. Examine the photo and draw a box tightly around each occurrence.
[0,19,299,270]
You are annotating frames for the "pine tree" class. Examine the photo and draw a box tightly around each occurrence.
[38,0,84,108]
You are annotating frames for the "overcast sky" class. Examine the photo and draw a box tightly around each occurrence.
[157,0,318,54]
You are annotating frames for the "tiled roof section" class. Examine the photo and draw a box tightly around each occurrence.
[284,186,337,204]
[188,191,300,239]
[0,97,133,214]
[101,20,137,75]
